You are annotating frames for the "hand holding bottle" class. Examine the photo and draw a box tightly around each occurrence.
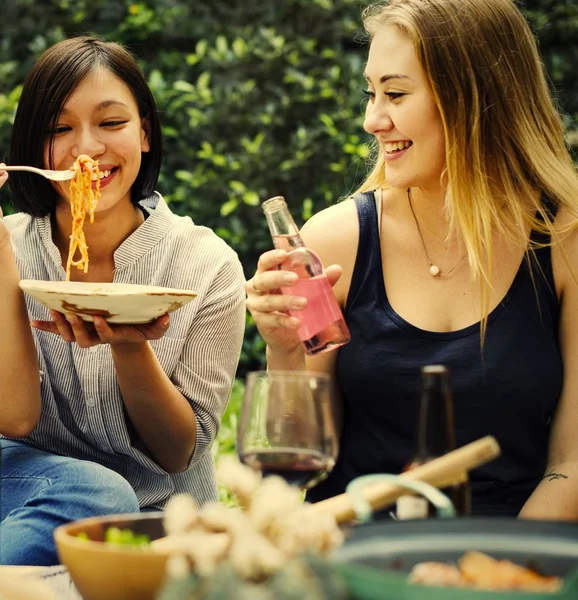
[249,196,350,356]
[245,248,343,358]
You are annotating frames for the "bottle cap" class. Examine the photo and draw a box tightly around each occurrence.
[396,495,428,520]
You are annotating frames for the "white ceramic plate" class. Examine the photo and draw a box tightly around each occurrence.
[19,280,197,324]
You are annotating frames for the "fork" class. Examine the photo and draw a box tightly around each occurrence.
[1,165,75,181]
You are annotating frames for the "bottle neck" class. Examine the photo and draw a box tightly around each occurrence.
[414,368,456,461]
[262,196,305,250]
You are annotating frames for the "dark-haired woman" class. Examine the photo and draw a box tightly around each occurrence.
[0,36,245,565]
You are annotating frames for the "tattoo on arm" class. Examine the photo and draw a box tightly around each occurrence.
[542,471,569,482]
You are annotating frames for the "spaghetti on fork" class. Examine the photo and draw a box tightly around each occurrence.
[66,154,101,280]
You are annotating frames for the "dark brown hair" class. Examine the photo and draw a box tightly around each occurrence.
[9,36,162,216]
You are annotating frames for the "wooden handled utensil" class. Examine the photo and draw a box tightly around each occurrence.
[312,435,501,524]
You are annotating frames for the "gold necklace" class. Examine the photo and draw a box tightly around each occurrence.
[407,188,468,277]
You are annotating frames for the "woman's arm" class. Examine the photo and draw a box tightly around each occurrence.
[109,338,197,473]
[520,223,578,520]
[249,199,359,375]
[0,170,42,437]
[108,258,246,473]
[261,199,361,433]
[113,258,246,474]
[35,255,246,474]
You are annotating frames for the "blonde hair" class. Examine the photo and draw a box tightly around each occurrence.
[359,0,578,335]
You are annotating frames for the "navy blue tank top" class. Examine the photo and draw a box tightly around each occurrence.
[307,192,562,516]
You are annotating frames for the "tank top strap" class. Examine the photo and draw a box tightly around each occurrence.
[347,191,381,313]
[526,197,557,295]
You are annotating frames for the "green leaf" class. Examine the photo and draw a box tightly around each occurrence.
[173,80,195,93]
[242,191,260,206]
[220,198,238,216]
[195,39,208,57]
[232,37,248,58]
[216,35,228,56]
[229,180,246,193]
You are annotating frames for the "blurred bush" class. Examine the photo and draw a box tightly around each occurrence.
[0,0,576,382]
[212,377,244,505]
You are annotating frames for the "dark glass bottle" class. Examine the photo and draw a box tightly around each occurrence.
[262,196,350,355]
[396,365,471,519]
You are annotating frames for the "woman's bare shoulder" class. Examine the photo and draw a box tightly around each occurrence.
[300,196,363,304]
[300,197,360,255]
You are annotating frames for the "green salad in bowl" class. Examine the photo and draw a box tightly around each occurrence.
[55,458,348,600]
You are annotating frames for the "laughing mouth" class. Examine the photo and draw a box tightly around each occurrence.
[91,167,119,181]
[384,141,413,154]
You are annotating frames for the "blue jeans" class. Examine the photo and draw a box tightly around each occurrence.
[0,440,141,566]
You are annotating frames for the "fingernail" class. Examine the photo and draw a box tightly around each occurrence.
[275,250,288,260]
[283,273,298,284]
[291,297,307,309]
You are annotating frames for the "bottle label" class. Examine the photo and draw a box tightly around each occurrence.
[396,495,428,520]
[282,275,344,341]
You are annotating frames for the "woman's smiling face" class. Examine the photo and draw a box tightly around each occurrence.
[45,67,150,212]
[363,26,446,193]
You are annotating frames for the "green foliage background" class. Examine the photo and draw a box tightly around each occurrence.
[0,0,577,462]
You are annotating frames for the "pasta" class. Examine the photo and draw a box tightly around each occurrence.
[66,154,100,280]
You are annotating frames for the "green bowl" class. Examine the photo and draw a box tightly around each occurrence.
[332,518,578,600]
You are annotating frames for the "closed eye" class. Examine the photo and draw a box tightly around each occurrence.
[48,125,71,135]
[362,90,406,102]
[101,120,128,127]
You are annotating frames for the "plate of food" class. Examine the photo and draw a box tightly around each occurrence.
[19,280,197,324]
[332,517,578,599]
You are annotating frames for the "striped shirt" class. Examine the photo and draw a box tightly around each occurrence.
[2,193,246,509]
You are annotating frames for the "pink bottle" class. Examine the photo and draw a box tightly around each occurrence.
[262,196,350,355]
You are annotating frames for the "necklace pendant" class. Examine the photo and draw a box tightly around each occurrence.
[429,264,441,277]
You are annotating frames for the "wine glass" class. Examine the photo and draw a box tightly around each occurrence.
[237,370,339,490]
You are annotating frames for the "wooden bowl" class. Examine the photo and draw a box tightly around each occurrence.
[53,513,169,600]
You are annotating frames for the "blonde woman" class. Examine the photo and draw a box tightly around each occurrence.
[246,0,578,520]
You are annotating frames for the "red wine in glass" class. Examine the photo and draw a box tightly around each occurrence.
[240,447,335,489]
[237,371,339,490]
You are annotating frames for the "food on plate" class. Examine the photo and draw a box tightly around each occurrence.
[409,551,562,592]
[66,154,100,280]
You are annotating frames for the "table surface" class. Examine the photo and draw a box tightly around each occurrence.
[0,565,81,599]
